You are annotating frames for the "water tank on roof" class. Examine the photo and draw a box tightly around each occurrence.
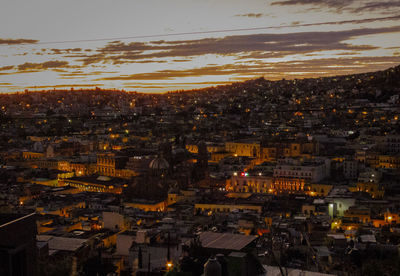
[204,257,221,276]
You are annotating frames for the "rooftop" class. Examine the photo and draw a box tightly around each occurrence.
[198,231,257,251]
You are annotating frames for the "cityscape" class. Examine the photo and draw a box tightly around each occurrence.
[1,65,400,275]
[1,0,400,276]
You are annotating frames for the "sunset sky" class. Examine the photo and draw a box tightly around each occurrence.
[1,0,400,93]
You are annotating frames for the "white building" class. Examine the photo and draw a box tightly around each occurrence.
[273,157,331,183]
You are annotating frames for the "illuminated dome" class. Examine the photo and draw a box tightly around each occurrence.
[149,156,169,170]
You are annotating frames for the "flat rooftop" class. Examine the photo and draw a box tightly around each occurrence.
[198,232,257,251]
[67,175,128,186]
[37,235,87,252]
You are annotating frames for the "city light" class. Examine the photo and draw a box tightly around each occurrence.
[166,261,173,271]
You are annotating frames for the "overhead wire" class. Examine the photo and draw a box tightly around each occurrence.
[1,15,400,46]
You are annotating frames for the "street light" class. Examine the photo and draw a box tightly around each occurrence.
[166,261,173,271]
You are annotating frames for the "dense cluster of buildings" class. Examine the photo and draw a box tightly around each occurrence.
[0,66,400,275]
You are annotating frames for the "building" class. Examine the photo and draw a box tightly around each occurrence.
[0,213,37,276]
[59,176,126,193]
[384,135,400,154]
[225,141,260,158]
[378,154,400,169]
[273,157,330,183]
[227,174,273,194]
[343,160,359,180]
[194,202,262,214]
[97,153,135,179]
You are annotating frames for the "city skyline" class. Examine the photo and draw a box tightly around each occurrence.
[1,0,400,93]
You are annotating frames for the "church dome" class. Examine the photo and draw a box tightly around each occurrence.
[149,156,169,170]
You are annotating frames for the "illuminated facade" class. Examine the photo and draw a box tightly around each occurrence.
[225,141,260,158]
[59,176,125,194]
[260,141,318,162]
[227,175,273,194]
[306,183,333,197]
[58,160,96,176]
[97,153,135,179]
[124,200,167,212]
[344,206,371,224]
[272,177,306,194]
[186,144,225,154]
[378,154,400,169]
[22,151,45,160]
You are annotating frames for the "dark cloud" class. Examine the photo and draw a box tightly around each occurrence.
[25,84,104,89]
[97,64,248,81]
[271,0,400,13]
[352,1,400,13]
[17,60,69,71]
[49,48,83,55]
[96,56,400,81]
[0,65,14,71]
[77,25,400,65]
[270,0,354,10]
[235,13,264,18]
[51,49,62,54]
[0,38,38,45]
[59,70,117,78]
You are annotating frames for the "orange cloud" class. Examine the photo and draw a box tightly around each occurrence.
[0,38,38,45]
[17,60,69,71]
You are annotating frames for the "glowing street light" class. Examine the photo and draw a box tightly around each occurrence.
[166,261,173,271]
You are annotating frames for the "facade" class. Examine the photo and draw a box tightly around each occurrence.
[273,157,330,183]
[378,154,400,169]
[384,135,400,153]
[328,198,356,218]
[306,183,333,197]
[272,177,306,194]
[22,151,45,160]
[260,141,318,162]
[343,160,359,180]
[225,141,260,158]
[227,175,273,194]
[97,153,135,179]
[59,176,126,194]
[124,200,167,212]
[194,203,262,214]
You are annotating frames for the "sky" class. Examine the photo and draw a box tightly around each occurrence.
[1,0,400,93]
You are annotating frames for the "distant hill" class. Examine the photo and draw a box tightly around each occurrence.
[1,64,400,102]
